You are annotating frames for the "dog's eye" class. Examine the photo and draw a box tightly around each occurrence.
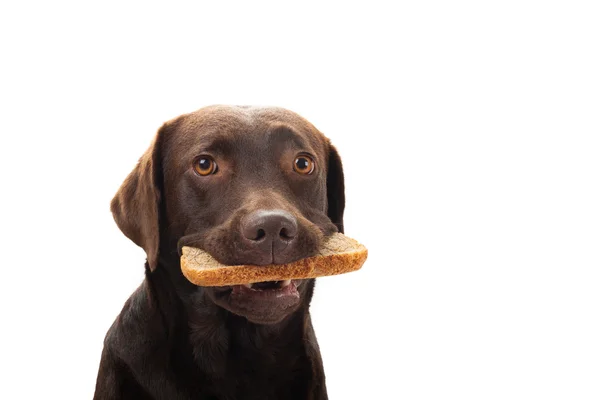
[293,155,315,175]
[193,156,218,176]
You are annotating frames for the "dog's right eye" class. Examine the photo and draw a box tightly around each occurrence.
[193,156,218,176]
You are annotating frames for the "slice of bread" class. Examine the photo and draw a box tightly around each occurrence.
[181,232,367,286]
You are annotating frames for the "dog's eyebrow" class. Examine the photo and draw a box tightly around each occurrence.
[268,125,309,148]
[198,136,235,155]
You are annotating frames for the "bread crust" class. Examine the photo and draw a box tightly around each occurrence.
[181,233,367,286]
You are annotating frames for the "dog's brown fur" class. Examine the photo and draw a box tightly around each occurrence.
[94,106,345,399]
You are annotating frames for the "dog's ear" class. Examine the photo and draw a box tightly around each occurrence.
[110,122,171,271]
[326,143,345,233]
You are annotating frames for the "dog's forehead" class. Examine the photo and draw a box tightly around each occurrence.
[168,106,327,152]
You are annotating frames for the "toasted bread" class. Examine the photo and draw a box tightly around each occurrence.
[181,232,367,286]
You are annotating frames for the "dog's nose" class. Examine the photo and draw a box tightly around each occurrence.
[241,210,298,260]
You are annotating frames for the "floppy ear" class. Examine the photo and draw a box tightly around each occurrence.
[110,123,169,271]
[326,143,345,233]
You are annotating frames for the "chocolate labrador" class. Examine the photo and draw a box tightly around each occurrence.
[94,105,345,399]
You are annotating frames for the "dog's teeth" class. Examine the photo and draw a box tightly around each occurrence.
[281,280,291,287]
[243,284,252,288]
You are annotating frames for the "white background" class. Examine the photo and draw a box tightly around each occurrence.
[1,1,599,399]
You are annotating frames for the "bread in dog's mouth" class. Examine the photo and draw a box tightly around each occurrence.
[181,232,368,287]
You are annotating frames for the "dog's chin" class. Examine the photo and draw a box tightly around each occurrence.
[205,279,306,325]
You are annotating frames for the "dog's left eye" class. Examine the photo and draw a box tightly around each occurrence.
[193,156,218,176]
[293,154,315,175]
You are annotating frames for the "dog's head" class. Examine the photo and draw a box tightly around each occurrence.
[111,105,345,324]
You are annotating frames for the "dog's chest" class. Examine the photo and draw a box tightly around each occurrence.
[209,344,313,399]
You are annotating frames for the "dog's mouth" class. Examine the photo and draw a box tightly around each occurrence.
[214,279,302,298]
[208,279,304,324]
[231,279,300,298]
[241,279,292,290]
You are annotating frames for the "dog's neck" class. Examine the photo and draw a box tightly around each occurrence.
[148,257,314,377]
[186,288,310,375]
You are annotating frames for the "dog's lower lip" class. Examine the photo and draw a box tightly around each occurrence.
[243,279,292,290]
[213,279,302,292]
[230,280,300,298]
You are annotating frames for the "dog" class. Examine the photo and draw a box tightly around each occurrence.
[94,105,345,399]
